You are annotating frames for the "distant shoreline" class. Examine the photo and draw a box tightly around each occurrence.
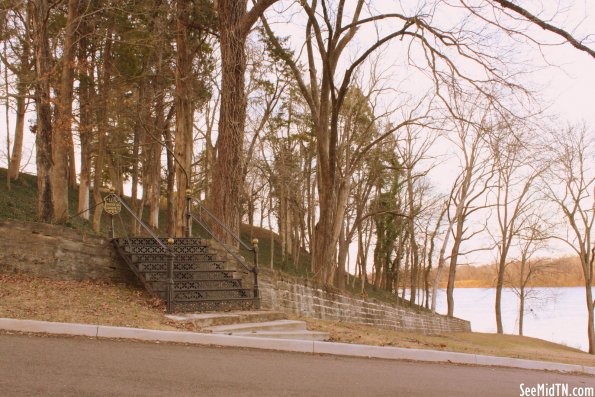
[441,282,593,289]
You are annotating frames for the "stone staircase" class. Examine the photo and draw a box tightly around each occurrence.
[168,311,330,341]
[112,237,258,312]
[205,320,329,341]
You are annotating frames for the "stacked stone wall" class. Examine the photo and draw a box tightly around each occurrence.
[259,269,471,333]
[0,219,134,282]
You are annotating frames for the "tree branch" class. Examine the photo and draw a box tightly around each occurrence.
[490,0,595,59]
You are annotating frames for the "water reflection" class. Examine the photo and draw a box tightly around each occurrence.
[434,287,593,352]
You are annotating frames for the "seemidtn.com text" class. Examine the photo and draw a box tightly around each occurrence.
[520,384,594,397]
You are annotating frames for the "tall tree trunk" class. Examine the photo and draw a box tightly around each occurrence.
[31,0,53,222]
[77,26,92,220]
[164,126,176,237]
[148,96,165,230]
[213,1,249,246]
[585,279,594,354]
[52,0,79,222]
[212,0,279,243]
[336,225,348,290]
[174,0,194,237]
[4,42,11,190]
[583,250,594,354]
[92,25,113,232]
[407,170,420,304]
[495,246,507,334]
[446,222,464,317]
[518,285,525,336]
[68,127,77,187]
[7,72,29,181]
[130,82,146,234]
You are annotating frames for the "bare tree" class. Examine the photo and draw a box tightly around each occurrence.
[1,4,33,183]
[543,125,594,354]
[489,123,543,333]
[262,2,432,284]
[444,98,495,317]
[506,214,552,336]
[396,125,439,304]
[482,0,595,59]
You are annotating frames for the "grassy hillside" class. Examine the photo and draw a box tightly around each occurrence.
[0,168,411,306]
[0,168,305,272]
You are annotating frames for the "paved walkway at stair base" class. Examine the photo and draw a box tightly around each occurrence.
[0,317,593,375]
[167,311,330,341]
[166,310,287,327]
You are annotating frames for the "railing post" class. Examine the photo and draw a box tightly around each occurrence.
[109,214,115,239]
[252,238,260,309]
[108,187,116,239]
[185,189,192,238]
[166,238,175,314]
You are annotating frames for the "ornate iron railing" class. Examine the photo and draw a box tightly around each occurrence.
[186,193,260,309]
[106,193,177,314]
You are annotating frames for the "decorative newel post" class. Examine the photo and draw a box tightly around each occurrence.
[166,237,175,314]
[252,238,260,309]
[185,189,192,238]
[106,187,117,239]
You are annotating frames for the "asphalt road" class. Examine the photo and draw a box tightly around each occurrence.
[0,333,592,397]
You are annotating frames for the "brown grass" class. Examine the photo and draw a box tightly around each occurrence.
[0,273,190,331]
[1,273,593,367]
[295,316,595,367]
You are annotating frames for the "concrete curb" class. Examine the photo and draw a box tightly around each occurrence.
[1,317,593,375]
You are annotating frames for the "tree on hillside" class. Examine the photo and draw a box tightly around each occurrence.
[52,0,80,222]
[260,0,550,287]
[261,2,435,285]
[92,15,113,232]
[543,125,594,354]
[489,123,543,334]
[396,125,440,304]
[30,0,54,222]
[1,2,34,183]
[444,97,495,317]
[174,0,194,237]
[211,0,279,246]
[505,215,553,336]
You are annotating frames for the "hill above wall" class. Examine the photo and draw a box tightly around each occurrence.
[0,168,401,304]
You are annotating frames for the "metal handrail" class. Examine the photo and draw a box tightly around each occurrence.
[188,197,260,309]
[114,196,172,253]
[190,198,254,252]
[189,212,252,272]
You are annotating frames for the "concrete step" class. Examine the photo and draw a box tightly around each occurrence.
[166,310,287,328]
[205,319,307,333]
[173,298,256,313]
[226,330,330,341]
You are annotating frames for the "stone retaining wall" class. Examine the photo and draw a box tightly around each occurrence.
[259,269,471,334]
[0,219,134,282]
[1,219,470,333]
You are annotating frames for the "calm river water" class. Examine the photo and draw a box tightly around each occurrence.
[434,287,593,352]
